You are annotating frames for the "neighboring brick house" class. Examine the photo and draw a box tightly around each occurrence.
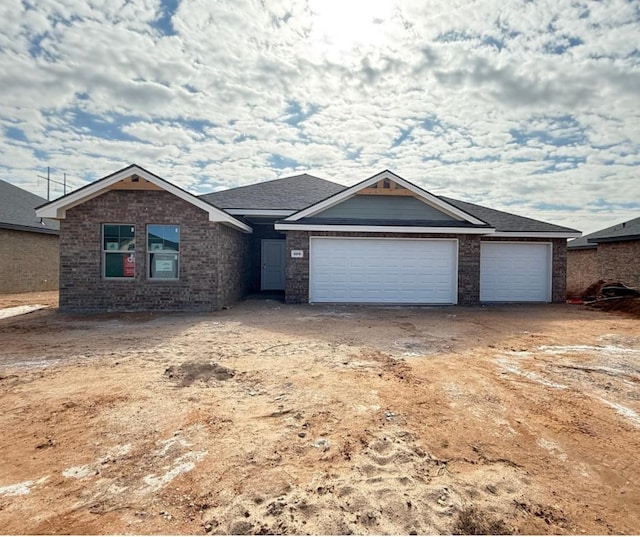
[0,179,59,294]
[567,217,640,294]
[37,164,580,311]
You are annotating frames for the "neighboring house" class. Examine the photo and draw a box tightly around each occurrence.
[567,217,640,294]
[0,179,60,293]
[36,164,580,311]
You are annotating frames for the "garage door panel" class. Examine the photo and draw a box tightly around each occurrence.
[310,238,457,304]
[480,242,550,302]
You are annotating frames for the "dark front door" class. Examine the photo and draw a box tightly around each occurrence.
[261,239,286,290]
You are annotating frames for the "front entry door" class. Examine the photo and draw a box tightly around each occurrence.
[261,239,286,290]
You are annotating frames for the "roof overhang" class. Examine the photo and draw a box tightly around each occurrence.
[36,165,252,233]
[225,209,295,217]
[589,234,640,243]
[492,231,582,239]
[0,222,59,235]
[274,223,496,234]
[282,170,489,226]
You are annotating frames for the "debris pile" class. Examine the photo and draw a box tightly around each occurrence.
[573,280,640,317]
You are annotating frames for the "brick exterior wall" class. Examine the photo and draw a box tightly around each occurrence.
[596,241,640,289]
[285,232,568,304]
[566,248,598,295]
[216,223,251,306]
[285,231,482,305]
[481,237,568,303]
[59,189,249,312]
[0,228,59,293]
[567,241,640,293]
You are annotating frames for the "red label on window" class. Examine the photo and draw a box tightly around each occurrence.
[123,254,135,277]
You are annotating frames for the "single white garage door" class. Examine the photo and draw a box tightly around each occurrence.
[309,238,457,304]
[480,242,551,302]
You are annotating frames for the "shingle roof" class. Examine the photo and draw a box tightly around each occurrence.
[0,179,59,234]
[568,216,640,249]
[199,174,346,210]
[200,173,579,234]
[440,196,580,234]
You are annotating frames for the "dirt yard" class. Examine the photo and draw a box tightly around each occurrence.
[0,294,639,535]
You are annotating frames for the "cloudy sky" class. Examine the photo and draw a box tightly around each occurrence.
[1,0,639,233]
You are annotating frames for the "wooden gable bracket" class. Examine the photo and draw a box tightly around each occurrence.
[359,178,413,196]
[110,175,164,191]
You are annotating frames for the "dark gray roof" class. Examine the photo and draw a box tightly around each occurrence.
[200,173,346,210]
[200,172,578,234]
[0,179,59,234]
[440,196,580,234]
[568,216,640,249]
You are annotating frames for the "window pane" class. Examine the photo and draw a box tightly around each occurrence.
[147,225,180,252]
[104,225,118,237]
[104,224,135,251]
[105,253,135,278]
[163,226,179,244]
[149,253,178,279]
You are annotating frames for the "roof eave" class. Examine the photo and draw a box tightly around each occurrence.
[274,222,496,234]
[590,234,640,243]
[35,164,252,233]
[492,231,582,239]
[0,222,60,235]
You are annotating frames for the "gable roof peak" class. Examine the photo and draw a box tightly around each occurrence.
[35,164,251,233]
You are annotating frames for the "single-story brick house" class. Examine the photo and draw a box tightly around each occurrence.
[36,164,580,311]
[567,217,640,294]
[0,179,59,293]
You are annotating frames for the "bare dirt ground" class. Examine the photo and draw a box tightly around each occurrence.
[0,295,639,535]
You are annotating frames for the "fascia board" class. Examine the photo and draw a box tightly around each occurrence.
[225,209,295,217]
[274,223,495,234]
[491,231,582,238]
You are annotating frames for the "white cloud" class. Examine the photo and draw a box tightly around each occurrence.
[0,0,638,234]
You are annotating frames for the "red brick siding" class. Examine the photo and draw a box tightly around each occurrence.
[59,189,249,311]
[0,228,59,293]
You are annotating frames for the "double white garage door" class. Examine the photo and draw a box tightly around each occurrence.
[309,238,551,304]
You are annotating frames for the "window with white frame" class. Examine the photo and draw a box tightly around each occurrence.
[103,224,136,278]
[147,224,180,279]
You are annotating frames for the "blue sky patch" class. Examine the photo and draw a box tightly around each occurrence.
[268,154,299,169]
[153,0,179,36]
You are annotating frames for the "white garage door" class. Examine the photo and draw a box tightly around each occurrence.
[309,238,457,304]
[480,242,551,302]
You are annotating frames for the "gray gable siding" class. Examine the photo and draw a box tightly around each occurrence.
[312,195,460,221]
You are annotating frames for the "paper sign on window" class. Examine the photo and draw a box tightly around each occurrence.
[123,254,135,277]
[155,259,174,272]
